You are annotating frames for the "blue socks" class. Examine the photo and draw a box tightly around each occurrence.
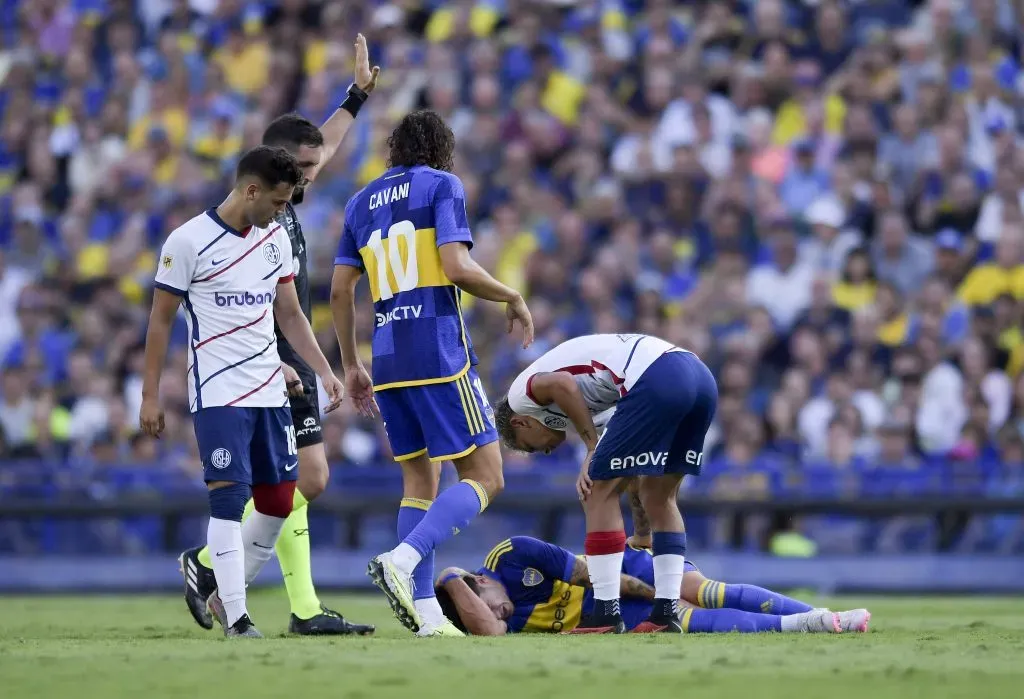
[698,581,813,615]
[402,480,489,561]
[398,498,435,600]
[682,607,783,633]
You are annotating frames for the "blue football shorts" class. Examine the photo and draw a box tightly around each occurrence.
[192,406,298,485]
[376,367,498,462]
[589,351,718,481]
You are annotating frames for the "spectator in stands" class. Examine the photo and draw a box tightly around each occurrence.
[877,416,917,467]
[0,366,38,458]
[958,227,1024,306]
[871,210,935,295]
[916,334,967,455]
[932,229,969,289]
[747,221,814,330]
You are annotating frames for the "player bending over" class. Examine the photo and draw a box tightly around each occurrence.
[178,34,378,637]
[141,146,344,638]
[434,536,871,635]
[494,333,716,633]
[331,110,534,636]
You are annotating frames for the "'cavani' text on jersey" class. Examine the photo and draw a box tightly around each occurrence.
[154,208,295,411]
[334,165,478,390]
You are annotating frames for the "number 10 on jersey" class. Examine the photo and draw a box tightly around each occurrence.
[367,220,418,301]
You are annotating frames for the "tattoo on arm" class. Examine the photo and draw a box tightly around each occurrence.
[569,556,590,587]
[620,574,656,601]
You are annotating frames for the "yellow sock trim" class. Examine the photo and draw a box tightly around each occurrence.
[698,580,711,608]
[462,479,489,512]
[400,497,432,511]
[717,581,726,608]
[681,607,693,632]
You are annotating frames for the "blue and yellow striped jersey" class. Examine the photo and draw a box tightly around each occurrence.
[335,165,478,390]
[479,537,657,633]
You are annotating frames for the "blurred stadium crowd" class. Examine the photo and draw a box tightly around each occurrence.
[1,0,1024,517]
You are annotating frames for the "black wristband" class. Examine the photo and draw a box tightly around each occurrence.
[340,83,369,118]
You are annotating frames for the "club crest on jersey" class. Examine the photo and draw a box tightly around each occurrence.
[263,242,281,264]
[162,254,173,269]
[210,448,232,469]
[522,568,544,587]
[543,415,568,429]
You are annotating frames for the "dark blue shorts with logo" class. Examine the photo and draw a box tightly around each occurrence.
[192,406,298,485]
[588,351,718,481]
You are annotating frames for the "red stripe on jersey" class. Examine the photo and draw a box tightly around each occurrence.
[525,374,538,403]
[555,362,627,397]
[194,309,268,350]
[195,226,281,283]
[278,273,295,284]
[590,361,625,384]
[226,366,282,407]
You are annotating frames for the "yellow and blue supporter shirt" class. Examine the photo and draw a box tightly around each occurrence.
[480,536,656,633]
[334,165,479,390]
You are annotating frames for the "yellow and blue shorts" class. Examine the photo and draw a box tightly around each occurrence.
[377,367,498,463]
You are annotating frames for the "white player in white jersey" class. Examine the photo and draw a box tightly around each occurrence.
[497,333,685,453]
[139,146,344,639]
[494,333,719,634]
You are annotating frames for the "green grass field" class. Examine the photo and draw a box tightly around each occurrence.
[1,592,1022,699]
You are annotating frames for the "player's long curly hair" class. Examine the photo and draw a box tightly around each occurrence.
[387,110,455,172]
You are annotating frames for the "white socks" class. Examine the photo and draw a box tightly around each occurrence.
[391,542,423,577]
[780,614,800,632]
[415,596,445,626]
[586,552,624,601]
[653,554,687,600]
[208,517,246,626]
[242,511,287,585]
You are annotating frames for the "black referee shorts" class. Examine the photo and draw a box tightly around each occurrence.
[290,386,323,449]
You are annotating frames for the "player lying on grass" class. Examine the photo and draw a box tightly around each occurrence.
[434,536,871,635]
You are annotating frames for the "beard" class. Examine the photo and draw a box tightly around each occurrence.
[291,185,306,205]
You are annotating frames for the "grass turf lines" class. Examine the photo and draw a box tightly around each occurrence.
[1,593,1021,699]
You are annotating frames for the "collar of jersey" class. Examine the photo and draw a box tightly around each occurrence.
[206,207,252,238]
[477,566,502,582]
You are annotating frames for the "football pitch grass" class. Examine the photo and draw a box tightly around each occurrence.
[1,593,1022,699]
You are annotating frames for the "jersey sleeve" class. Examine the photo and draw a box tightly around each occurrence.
[488,537,576,583]
[334,201,363,269]
[432,173,473,249]
[153,230,196,296]
[507,371,543,414]
[275,223,295,284]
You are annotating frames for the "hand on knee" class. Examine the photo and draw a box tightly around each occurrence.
[252,481,297,518]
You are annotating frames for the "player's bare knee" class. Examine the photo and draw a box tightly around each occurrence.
[454,441,504,498]
[401,456,440,500]
[252,481,296,518]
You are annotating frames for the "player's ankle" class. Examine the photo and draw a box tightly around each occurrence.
[414,596,445,625]
[391,542,423,576]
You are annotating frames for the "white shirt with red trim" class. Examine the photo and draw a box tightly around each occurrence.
[153,208,294,412]
[507,333,686,431]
